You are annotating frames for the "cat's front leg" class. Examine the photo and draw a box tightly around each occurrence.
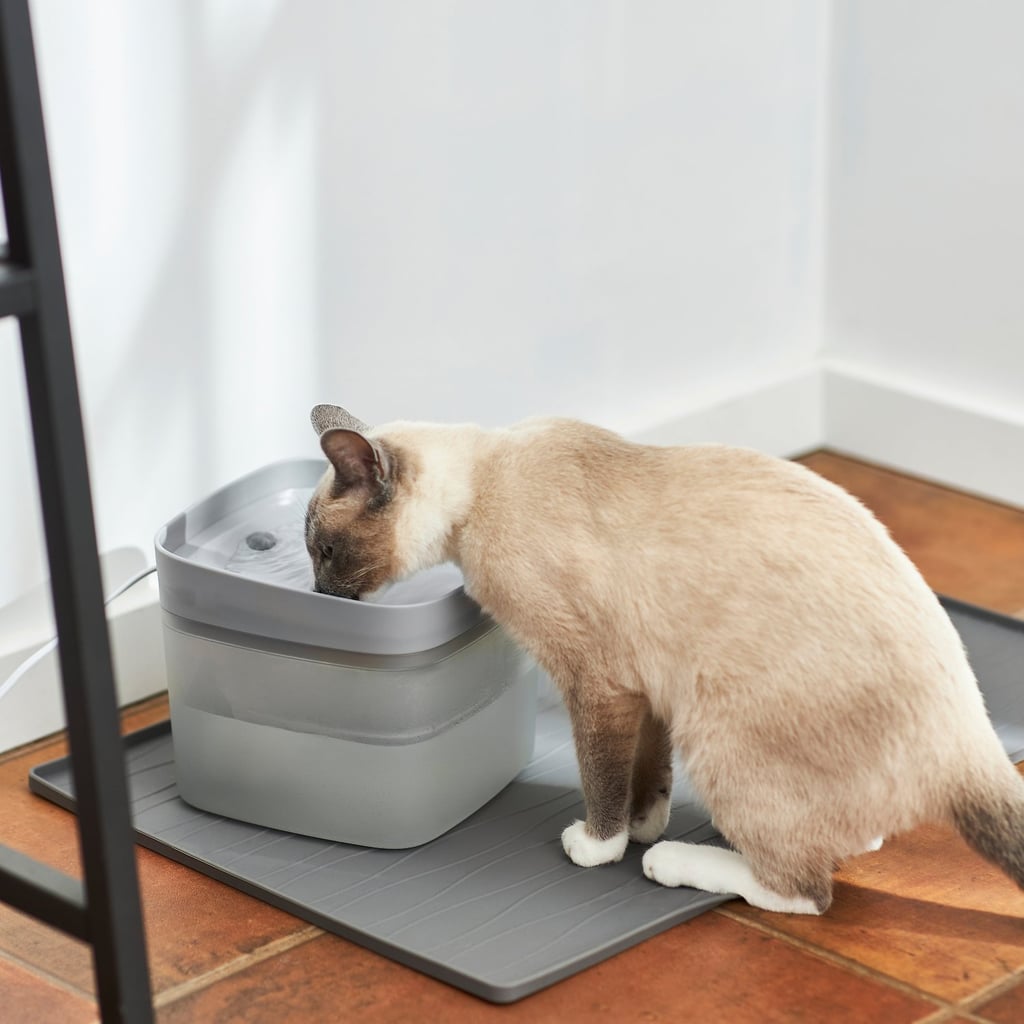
[561,688,648,867]
[628,710,673,844]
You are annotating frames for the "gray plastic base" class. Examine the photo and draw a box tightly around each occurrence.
[171,679,537,850]
[30,597,1024,1004]
[164,617,539,848]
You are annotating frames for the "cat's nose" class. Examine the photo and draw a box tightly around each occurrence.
[311,578,359,601]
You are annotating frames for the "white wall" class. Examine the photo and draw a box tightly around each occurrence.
[825,0,1024,438]
[0,0,829,611]
[5,1,1024,750]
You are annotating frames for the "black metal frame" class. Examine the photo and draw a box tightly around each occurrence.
[0,1,153,1020]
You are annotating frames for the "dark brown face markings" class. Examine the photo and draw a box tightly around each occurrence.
[305,464,401,600]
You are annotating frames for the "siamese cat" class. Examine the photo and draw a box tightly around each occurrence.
[305,403,1024,914]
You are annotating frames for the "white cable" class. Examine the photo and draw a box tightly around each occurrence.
[0,566,158,703]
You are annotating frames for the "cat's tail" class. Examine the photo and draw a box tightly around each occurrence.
[950,754,1024,890]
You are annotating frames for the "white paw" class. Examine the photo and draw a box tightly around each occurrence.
[642,841,821,915]
[629,793,672,844]
[863,836,884,853]
[642,840,711,889]
[561,820,629,867]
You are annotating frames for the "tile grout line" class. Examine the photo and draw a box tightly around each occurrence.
[955,957,1024,1017]
[152,924,324,1010]
[0,944,95,1004]
[719,907,1024,1024]
[713,905,951,1013]
[915,1008,994,1024]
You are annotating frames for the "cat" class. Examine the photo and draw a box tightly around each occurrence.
[304,402,1024,914]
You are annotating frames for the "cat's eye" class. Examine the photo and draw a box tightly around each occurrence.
[319,543,334,561]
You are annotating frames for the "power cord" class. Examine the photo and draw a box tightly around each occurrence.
[0,566,158,703]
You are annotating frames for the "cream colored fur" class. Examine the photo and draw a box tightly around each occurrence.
[308,411,1024,914]
[367,421,482,578]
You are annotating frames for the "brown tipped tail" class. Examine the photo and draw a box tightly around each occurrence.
[952,771,1024,890]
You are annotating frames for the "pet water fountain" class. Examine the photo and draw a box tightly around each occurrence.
[153,458,539,849]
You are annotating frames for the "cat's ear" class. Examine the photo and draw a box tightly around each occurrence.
[310,404,371,436]
[319,428,391,494]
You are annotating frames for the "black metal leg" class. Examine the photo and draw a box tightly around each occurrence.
[0,1,153,1020]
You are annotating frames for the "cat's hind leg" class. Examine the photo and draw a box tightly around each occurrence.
[628,709,673,844]
[561,688,649,867]
[642,841,831,915]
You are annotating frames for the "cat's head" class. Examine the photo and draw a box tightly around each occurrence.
[306,404,401,599]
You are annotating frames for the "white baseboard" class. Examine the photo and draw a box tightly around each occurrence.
[634,361,1024,511]
[632,367,826,457]
[824,362,1024,510]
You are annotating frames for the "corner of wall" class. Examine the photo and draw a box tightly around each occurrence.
[823,361,1024,509]
[631,365,826,458]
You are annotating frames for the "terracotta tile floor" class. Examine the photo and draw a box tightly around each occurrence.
[2,450,1024,1022]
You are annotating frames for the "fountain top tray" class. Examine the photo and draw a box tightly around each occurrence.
[154,458,482,656]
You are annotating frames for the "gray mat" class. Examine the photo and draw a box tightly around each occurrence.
[29,597,1024,1003]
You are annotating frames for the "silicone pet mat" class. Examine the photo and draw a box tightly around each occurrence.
[29,597,1024,1003]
